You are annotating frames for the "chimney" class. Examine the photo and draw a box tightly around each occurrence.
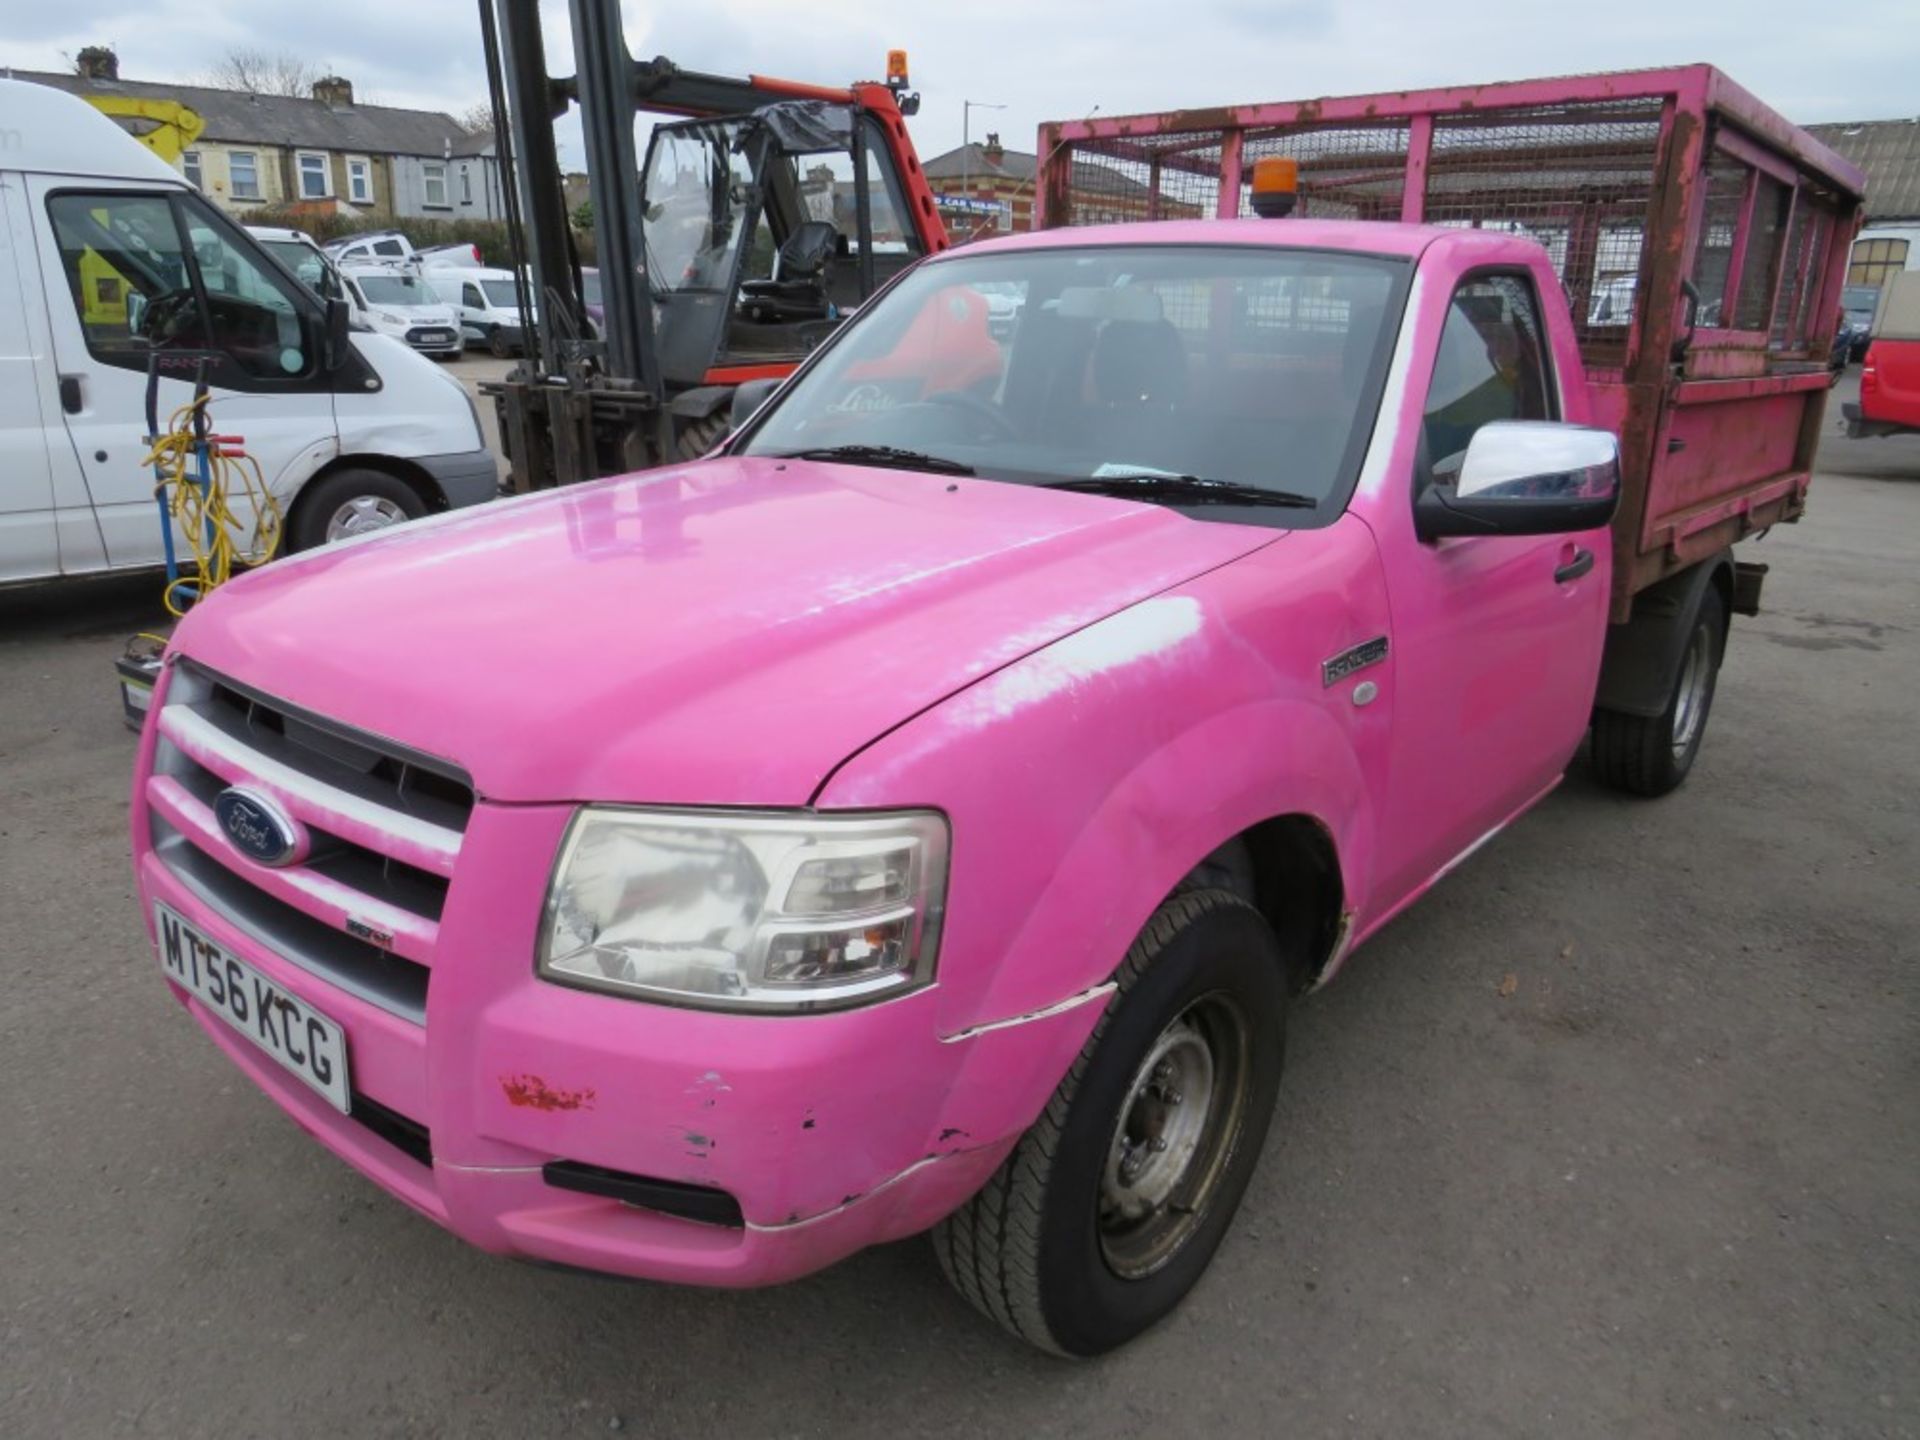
[983,132,1005,168]
[312,75,354,109]
[75,45,119,82]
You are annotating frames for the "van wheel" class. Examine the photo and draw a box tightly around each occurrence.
[289,469,428,552]
[487,327,514,359]
[1590,585,1725,797]
[933,889,1286,1356]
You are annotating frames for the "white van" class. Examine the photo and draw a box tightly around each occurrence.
[425,265,530,356]
[0,81,498,583]
[337,262,464,359]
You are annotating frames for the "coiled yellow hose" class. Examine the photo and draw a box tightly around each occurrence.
[142,395,285,618]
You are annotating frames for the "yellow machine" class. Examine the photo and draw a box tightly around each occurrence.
[75,99,206,330]
[82,95,205,163]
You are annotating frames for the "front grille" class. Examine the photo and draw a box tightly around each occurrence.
[147,659,473,1023]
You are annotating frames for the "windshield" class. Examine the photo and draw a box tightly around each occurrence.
[480,279,525,309]
[1842,285,1879,316]
[355,273,437,307]
[261,240,327,289]
[738,245,1405,509]
[643,118,754,294]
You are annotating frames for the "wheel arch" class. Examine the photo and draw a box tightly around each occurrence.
[1593,549,1735,718]
[288,452,448,527]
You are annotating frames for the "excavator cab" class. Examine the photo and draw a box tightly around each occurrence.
[641,101,929,394]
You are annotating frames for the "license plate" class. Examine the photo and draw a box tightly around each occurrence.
[154,902,351,1113]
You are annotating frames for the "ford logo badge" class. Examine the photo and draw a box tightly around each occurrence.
[213,787,306,868]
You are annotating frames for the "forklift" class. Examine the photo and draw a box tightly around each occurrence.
[478,0,950,489]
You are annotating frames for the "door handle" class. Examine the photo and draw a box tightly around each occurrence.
[58,374,83,414]
[1554,546,1595,584]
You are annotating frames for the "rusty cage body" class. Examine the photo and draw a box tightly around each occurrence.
[1035,66,1867,618]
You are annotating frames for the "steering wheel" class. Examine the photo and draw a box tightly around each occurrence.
[135,288,202,345]
[919,388,1019,442]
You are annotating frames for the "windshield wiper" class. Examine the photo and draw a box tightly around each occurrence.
[776,445,975,477]
[1045,472,1318,509]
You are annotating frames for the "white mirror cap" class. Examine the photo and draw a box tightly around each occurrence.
[1457,421,1619,502]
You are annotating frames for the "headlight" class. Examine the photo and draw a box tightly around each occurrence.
[539,808,949,1013]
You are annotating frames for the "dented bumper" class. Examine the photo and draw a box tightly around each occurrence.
[132,782,1103,1286]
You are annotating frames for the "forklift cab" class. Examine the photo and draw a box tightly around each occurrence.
[640,100,926,387]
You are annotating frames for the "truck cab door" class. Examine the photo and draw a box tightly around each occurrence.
[27,179,337,570]
[1370,269,1612,903]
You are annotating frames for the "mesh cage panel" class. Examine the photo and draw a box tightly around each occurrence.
[1054,131,1226,225]
[1422,99,1665,363]
[1236,123,1412,220]
[1735,175,1791,331]
[1770,201,1821,348]
[1690,155,1748,328]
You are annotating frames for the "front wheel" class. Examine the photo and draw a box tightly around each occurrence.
[1590,585,1725,797]
[487,326,514,359]
[933,889,1286,1356]
[288,469,428,552]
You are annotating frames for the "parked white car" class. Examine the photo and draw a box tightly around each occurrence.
[245,226,338,300]
[0,80,498,583]
[338,262,464,359]
[425,265,532,356]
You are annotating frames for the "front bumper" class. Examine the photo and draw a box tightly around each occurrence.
[414,448,502,509]
[130,702,1100,1285]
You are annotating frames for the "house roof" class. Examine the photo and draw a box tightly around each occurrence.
[11,68,481,160]
[922,141,1155,202]
[1805,118,1920,222]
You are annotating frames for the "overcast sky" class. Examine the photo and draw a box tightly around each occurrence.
[8,0,1917,167]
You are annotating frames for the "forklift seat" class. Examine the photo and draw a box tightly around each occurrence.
[740,222,839,323]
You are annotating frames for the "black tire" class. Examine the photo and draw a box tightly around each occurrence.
[288,469,428,552]
[675,410,731,461]
[933,888,1287,1356]
[1590,585,1725,797]
[487,326,514,359]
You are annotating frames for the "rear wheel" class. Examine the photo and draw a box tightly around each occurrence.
[933,889,1286,1356]
[1590,585,1725,797]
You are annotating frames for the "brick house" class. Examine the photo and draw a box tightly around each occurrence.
[17,48,504,223]
[921,133,1205,242]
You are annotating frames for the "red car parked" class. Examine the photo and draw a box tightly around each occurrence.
[1845,273,1920,439]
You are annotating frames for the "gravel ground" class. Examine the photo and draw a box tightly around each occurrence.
[1,375,1914,1438]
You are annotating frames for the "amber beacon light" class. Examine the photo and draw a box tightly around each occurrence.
[1250,157,1299,217]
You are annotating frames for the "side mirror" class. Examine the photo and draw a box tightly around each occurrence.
[323,296,352,371]
[1415,421,1620,541]
[729,376,782,432]
[125,291,148,338]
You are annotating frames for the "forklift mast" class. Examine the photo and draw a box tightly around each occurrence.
[479,0,949,490]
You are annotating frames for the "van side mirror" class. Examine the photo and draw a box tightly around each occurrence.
[1415,420,1620,540]
[323,296,352,371]
[729,376,782,432]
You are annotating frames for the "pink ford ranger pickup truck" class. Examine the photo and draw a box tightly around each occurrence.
[131,68,1861,1357]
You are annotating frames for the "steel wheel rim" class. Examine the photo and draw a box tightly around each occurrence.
[325,495,407,542]
[1098,991,1252,1280]
[1671,623,1713,757]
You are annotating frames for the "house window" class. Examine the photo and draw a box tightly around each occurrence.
[346,157,372,205]
[229,151,261,200]
[1850,236,1911,289]
[296,152,331,200]
[423,161,449,209]
[181,151,203,190]
[460,166,473,205]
